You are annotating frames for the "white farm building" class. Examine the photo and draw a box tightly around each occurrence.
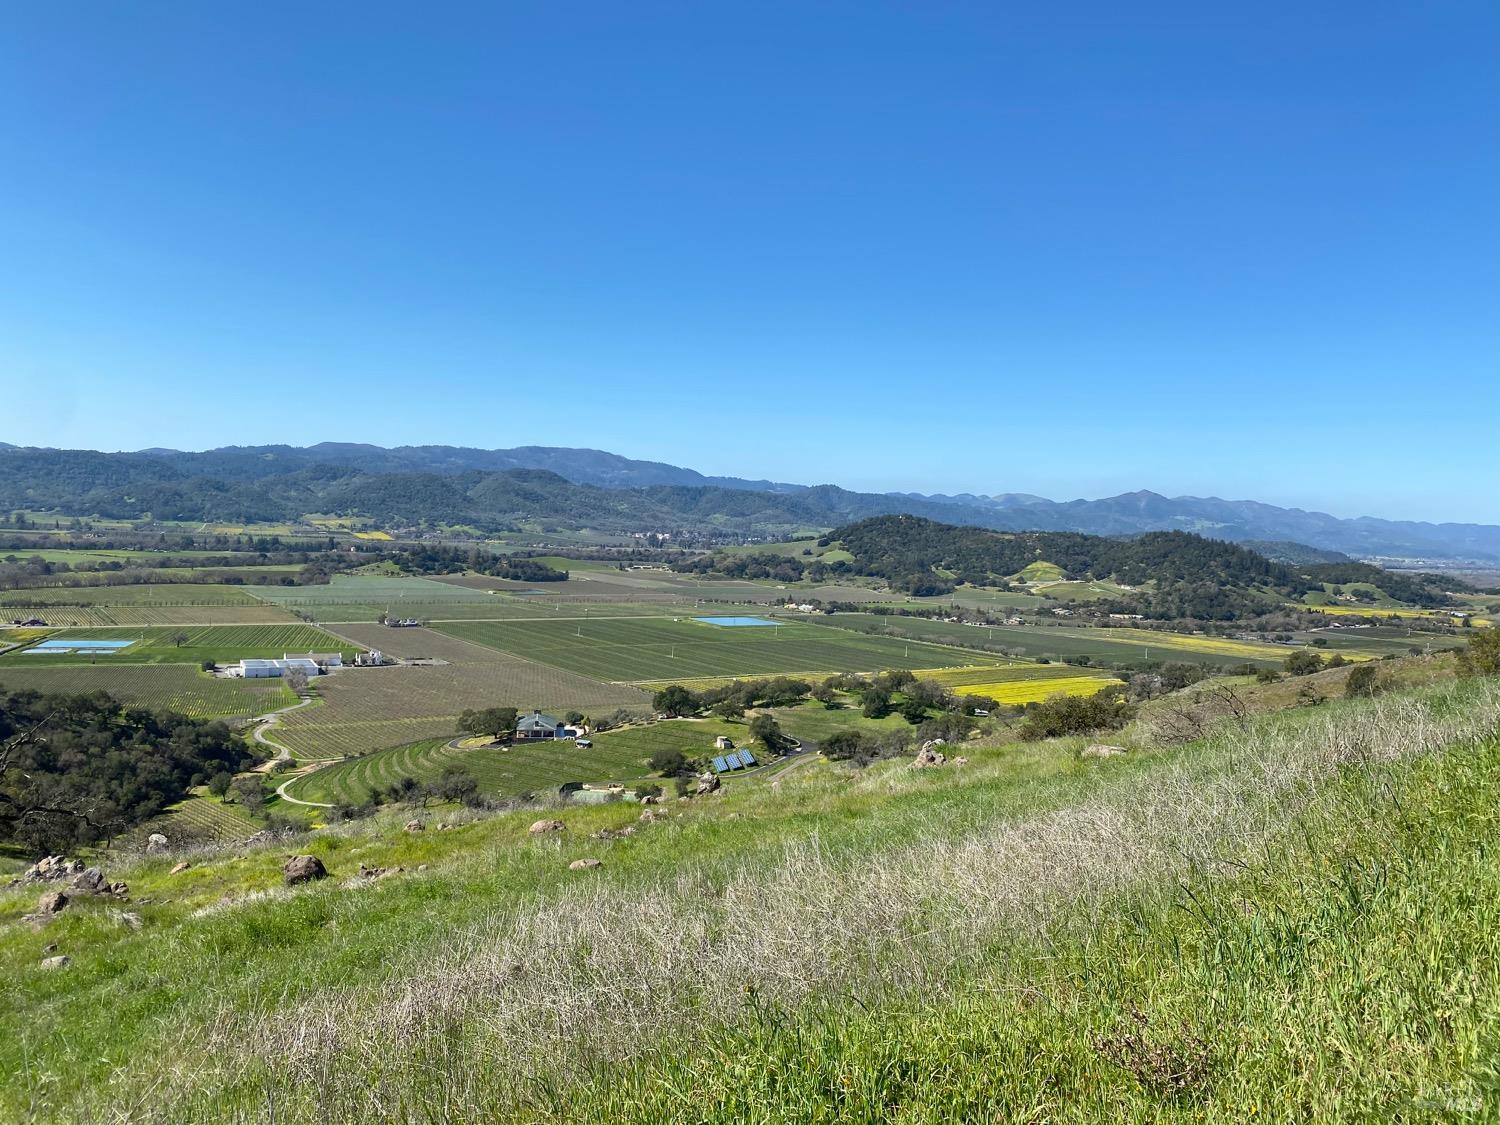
[236,657,323,679]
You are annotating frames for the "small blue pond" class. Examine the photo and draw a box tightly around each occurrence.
[694,616,780,627]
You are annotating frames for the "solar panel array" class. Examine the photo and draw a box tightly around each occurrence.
[710,748,759,774]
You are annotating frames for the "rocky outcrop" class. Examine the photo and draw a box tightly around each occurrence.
[40,955,71,970]
[568,858,602,870]
[913,742,947,768]
[282,855,328,885]
[66,867,128,898]
[145,833,170,854]
[528,819,565,835]
[404,819,425,833]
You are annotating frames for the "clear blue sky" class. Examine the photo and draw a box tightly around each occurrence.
[2,3,1496,522]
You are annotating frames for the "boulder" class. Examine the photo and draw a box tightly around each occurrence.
[404,819,425,833]
[1082,744,1128,759]
[40,955,71,971]
[528,819,565,835]
[169,862,192,875]
[283,855,328,885]
[37,890,68,916]
[639,809,666,823]
[693,772,721,797]
[68,868,106,895]
[568,858,602,870]
[639,795,661,805]
[118,911,143,931]
[953,756,970,766]
[912,745,947,769]
[145,833,169,854]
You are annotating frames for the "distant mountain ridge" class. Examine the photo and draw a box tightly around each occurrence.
[1,441,1496,561]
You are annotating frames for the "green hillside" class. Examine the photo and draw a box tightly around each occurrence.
[3,661,1498,1121]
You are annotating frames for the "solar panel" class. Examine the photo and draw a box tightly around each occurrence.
[711,756,729,773]
[736,749,755,768]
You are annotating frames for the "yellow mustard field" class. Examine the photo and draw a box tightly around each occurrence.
[949,675,1120,703]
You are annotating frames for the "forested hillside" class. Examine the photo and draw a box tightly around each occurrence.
[4,445,1499,557]
[679,516,1457,620]
[0,689,258,852]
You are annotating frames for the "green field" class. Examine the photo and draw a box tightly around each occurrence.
[270,660,650,760]
[286,735,667,804]
[0,664,295,719]
[0,623,356,666]
[816,613,1299,668]
[435,616,993,682]
[1293,625,1466,657]
[0,583,272,606]
[0,583,300,626]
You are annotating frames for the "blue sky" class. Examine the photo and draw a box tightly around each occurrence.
[1,3,1496,522]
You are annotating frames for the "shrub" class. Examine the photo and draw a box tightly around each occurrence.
[821,730,870,762]
[1458,630,1500,677]
[649,749,692,777]
[1018,687,1134,741]
[1285,649,1324,676]
[1345,663,1379,698]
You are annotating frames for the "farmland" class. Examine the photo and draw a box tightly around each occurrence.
[1291,625,1467,657]
[436,616,993,682]
[284,735,663,805]
[922,670,1122,704]
[271,657,650,759]
[815,613,1308,668]
[146,794,262,841]
[251,574,702,622]
[0,624,355,666]
[0,583,301,626]
[0,664,294,719]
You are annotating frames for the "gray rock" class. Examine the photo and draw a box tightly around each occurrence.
[40,955,71,970]
[37,890,68,916]
[68,868,105,895]
[568,858,602,870]
[528,819,565,835]
[282,855,328,885]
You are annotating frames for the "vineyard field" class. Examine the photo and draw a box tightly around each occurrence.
[286,736,660,804]
[436,617,991,682]
[0,664,294,719]
[0,624,357,666]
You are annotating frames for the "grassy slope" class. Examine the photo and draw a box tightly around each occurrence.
[3,675,1499,1121]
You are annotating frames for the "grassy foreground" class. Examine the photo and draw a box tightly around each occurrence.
[5,677,1500,1121]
